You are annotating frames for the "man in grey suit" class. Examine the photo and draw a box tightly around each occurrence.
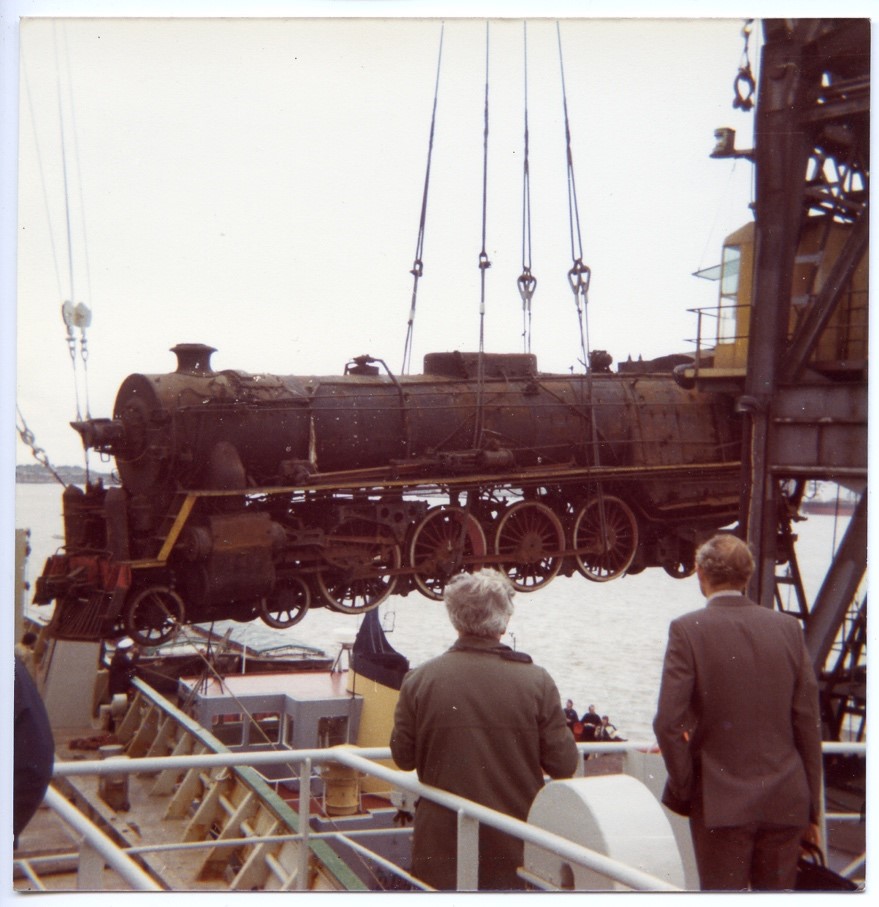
[653,534,822,890]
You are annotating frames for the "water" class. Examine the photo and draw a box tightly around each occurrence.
[15,482,852,742]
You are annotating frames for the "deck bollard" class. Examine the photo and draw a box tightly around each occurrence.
[322,747,363,816]
[97,745,130,812]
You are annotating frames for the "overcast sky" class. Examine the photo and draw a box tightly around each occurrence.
[7,7,774,469]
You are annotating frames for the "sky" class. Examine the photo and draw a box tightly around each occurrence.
[6,7,774,470]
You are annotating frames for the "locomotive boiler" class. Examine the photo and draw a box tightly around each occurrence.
[35,343,742,645]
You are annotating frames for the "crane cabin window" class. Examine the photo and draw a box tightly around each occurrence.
[718,244,741,344]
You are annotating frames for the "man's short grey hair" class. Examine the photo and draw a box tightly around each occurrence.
[696,534,755,590]
[444,569,515,638]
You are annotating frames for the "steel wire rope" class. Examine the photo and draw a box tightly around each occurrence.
[456,24,495,582]
[16,406,68,486]
[402,24,445,375]
[20,47,72,489]
[473,21,491,449]
[518,22,537,355]
[52,23,85,426]
[60,23,94,421]
[42,21,95,489]
[556,22,610,553]
[21,29,95,478]
[556,23,590,374]
[695,161,746,277]
[21,43,65,303]
[53,23,77,343]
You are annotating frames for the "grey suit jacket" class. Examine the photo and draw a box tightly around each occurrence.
[653,594,823,828]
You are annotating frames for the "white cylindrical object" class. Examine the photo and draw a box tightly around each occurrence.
[524,775,685,891]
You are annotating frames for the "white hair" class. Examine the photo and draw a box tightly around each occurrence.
[443,569,515,638]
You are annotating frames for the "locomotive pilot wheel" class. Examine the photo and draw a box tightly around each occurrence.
[124,586,185,646]
[494,501,565,592]
[316,518,401,613]
[259,576,311,628]
[409,506,488,601]
[662,558,696,579]
[572,495,639,582]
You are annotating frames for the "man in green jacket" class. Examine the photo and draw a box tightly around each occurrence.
[390,569,579,890]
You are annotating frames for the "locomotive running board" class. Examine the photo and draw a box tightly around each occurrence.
[128,460,740,568]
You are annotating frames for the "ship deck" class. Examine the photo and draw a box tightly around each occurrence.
[13,700,864,893]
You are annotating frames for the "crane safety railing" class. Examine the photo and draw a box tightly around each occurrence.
[684,303,752,376]
[684,301,869,379]
[21,739,867,893]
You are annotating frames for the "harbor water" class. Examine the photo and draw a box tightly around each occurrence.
[15,482,853,742]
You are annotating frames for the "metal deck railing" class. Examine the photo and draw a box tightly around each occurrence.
[14,738,866,892]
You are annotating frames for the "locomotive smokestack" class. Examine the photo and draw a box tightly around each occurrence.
[172,343,217,376]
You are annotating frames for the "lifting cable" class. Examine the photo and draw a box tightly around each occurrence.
[473,21,492,448]
[16,406,68,487]
[53,22,93,425]
[401,24,445,375]
[557,22,609,542]
[518,22,537,355]
[20,25,93,480]
[557,23,592,376]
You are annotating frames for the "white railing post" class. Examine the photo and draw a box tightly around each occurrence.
[77,841,105,890]
[41,786,161,891]
[456,810,480,891]
[296,756,312,890]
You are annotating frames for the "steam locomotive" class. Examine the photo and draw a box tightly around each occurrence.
[35,343,742,645]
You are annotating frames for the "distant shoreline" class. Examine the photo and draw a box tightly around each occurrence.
[800,499,856,516]
[15,464,118,485]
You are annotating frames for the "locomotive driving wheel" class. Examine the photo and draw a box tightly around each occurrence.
[494,501,565,592]
[316,518,401,613]
[259,576,311,628]
[409,506,488,600]
[572,495,638,582]
[124,585,185,646]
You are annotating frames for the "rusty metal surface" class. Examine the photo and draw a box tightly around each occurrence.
[46,347,745,641]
